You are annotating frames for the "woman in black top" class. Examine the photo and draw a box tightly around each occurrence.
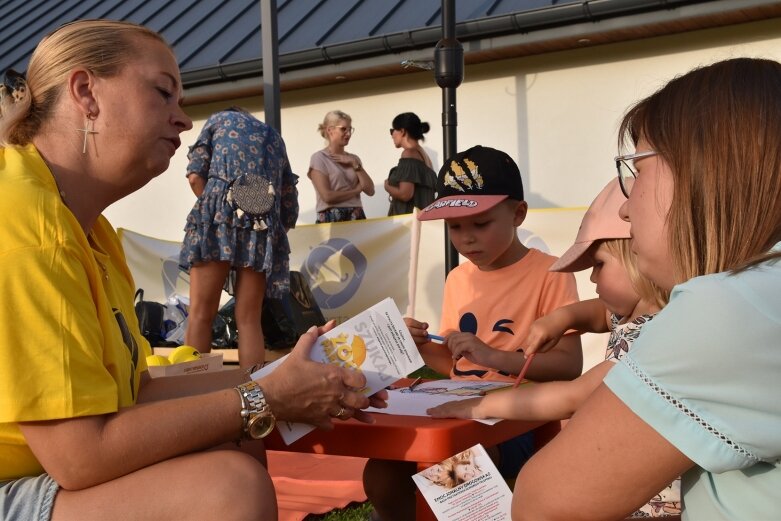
[384,112,437,215]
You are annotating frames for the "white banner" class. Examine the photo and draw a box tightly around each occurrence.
[119,228,190,304]
[119,208,610,372]
[286,214,417,324]
[118,212,418,323]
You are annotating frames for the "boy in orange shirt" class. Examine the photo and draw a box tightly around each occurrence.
[364,146,582,520]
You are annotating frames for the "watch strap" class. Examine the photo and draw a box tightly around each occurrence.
[235,380,275,439]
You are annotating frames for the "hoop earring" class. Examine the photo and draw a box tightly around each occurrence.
[76,112,98,154]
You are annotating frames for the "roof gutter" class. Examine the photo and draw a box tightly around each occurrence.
[181,0,781,99]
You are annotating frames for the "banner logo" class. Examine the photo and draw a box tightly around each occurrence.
[301,238,367,309]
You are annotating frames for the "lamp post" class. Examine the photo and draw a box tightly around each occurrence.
[434,0,464,275]
[261,0,281,132]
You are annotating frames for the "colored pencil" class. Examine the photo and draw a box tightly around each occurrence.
[512,353,536,388]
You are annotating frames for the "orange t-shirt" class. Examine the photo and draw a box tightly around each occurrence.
[440,248,579,382]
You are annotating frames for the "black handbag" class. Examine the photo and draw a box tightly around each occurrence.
[133,289,167,346]
[261,271,326,350]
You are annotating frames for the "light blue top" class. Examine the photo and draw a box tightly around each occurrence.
[604,242,781,521]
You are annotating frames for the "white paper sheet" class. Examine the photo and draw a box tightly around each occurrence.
[251,297,424,444]
[367,379,511,425]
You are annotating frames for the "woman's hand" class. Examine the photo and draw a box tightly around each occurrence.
[187,172,206,197]
[256,324,386,429]
[329,153,357,167]
[384,180,414,202]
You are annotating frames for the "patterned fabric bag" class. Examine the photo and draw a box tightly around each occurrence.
[226,173,275,230]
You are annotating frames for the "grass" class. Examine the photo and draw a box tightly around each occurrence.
[304,367,444,521]
[407,365,445,380]
[304,501,373,520]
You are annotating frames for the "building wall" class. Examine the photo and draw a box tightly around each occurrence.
[105,18,781,371]
[106,17,781,239]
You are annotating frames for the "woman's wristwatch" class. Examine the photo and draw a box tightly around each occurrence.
[235,381,276,439]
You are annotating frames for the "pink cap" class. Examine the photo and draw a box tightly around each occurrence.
[549,179,630,272]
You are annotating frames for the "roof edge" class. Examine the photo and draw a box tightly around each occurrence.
[181,0,781,103]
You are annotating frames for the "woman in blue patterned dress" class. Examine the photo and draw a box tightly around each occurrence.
[179,107,299,368]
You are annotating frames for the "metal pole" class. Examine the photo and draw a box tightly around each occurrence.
[435,0,463,275]
[261,0,281,132]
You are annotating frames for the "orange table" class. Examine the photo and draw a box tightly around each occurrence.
[263,396,557,520]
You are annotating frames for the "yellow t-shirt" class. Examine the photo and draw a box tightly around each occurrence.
[440,248,579,382]
[0,144,151,480]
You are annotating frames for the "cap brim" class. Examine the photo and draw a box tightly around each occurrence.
[549,241,595,273]
[417,195,509,221]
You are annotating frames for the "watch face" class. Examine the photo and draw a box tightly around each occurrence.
[248,414,275,439]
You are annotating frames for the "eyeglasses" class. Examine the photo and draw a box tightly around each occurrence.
[614,150,658,198]
[330,125,355,135]
[389,128,397,135]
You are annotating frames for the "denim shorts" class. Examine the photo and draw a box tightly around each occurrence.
[0,474,58,521]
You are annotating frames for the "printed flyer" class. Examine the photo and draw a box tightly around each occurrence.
[252,297,424,444]
[412,444,512,521]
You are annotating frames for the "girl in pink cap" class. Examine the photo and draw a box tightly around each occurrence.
[428,178,680,518]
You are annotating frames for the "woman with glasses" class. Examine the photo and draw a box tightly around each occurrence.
[513,57,781,520]
[308,110,374,223]
[384,112,437,216]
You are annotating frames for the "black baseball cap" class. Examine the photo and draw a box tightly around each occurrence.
[418,145,525,221]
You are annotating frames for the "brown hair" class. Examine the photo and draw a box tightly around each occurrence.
[0,19,169,146]
[601,238,668,308]
[619,58,781,281]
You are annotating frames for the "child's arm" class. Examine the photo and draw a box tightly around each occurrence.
[404,317,453,376]
[447,299,608,380]
[523,298,611,357]
[427,360,613,421]
[446,331,583,381]
[419,342,456,376]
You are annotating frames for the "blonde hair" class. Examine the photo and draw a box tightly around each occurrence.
[317,110,350,139]
[619,58,781,281]
[445,449,481,488]
[0,19,168,146]
[424,448,481,489]
[601,238,669,308]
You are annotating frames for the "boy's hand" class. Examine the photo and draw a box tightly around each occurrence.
[427,397,485,419]
[522,314,567,357]
[404,317,431,346]
[446,332,497,367]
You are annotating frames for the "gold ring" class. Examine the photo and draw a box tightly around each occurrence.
[334,406,346,418]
